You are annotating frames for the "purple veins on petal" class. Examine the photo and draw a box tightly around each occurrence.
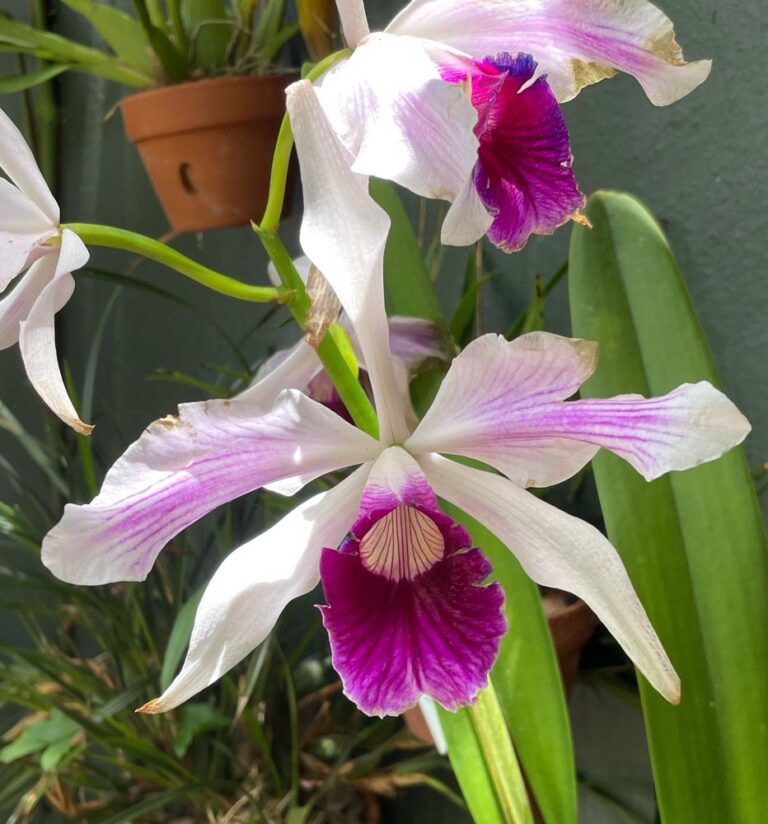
[319,489,506,717]
[442,51,585,252]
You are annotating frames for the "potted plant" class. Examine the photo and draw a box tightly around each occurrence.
[0,0,336,231]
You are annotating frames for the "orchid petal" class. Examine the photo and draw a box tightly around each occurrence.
[335,0,370,48]
[441,176,493,247]
[387,316,454,370]
[41,389,381,585]
[388,0,711,105]
[0,254,58,349]
[408,332,600,486]
[421,453,680,704]
[408,333,750,485]
[0,108,59,221]
[443,53,585,252]
[0,179,56,290]
[418,696,447,753]
[244,339,321,406]
[316,33,479,207]
[137,465,370,713]
[320,447,505,715]
[18,230,90,434]
[287,79,409,442]
[266,254,311,288]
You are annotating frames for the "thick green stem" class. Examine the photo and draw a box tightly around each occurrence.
[258,49,351,235]
[469,688,534,824]
[64,224,291,304]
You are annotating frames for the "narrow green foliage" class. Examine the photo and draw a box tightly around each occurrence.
[569,190,768,823]
[449,249,493,346]
[0,63,69,92]
[61,0,155,76]
[161,586,205,690]
[0,17,154,86]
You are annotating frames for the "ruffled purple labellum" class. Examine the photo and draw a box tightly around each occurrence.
[441,52,585,252]
[319,455,506,717]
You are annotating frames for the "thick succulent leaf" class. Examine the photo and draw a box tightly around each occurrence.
[569,191,768,823]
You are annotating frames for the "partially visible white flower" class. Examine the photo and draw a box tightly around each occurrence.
[0,109,91,434]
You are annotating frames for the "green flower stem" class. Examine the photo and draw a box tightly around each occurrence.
[469,687,534,824]
[255,226,379,439]
[64,224,291,304]
[259,48,351,235]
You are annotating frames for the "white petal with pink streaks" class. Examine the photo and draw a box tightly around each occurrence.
[421,453,680,704]
[388,0,711,105]
[42,390,380,585]
[139,466,370,713]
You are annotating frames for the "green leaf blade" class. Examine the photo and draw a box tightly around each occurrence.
[569,190,768,822]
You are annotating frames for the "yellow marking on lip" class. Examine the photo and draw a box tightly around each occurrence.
[360,505,444,581]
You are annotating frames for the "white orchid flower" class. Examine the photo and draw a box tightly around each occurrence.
[316,0,711,251]
[41,83,747,718]
[0,109,91,433]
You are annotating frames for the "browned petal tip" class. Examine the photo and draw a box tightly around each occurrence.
[73,419,95,436]
[572,210,593,230]
[136,699,162,715]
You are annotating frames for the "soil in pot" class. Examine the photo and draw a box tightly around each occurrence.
[121,74,296,233]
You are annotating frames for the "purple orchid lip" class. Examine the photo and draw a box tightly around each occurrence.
[440,51,585,252]
[319,451,506,717]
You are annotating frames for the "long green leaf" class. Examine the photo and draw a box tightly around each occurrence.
[569,190,768,822]
[370,178,444,324]
[445,503,578,824]
[160,586,204,690]
[0,18,153,86]
[438,685,535,822]
[0,63,69,93]
[61,0,156,77]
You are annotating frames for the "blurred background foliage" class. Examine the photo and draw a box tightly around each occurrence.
[0,0,766,822]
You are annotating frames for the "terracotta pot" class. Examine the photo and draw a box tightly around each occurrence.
[542,592,598,697]
[121,74,296,233]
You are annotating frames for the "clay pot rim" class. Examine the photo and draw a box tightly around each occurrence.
[121,72,299,143]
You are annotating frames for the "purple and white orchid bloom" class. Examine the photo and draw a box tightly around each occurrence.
[318,0,711,251]
[0,109,91,434]
[42,81,746,718]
